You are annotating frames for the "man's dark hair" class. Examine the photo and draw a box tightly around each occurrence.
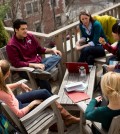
[13,19,27,30]
[112,22,120,35]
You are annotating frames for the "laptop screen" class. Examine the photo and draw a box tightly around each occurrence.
[65,62,89,74]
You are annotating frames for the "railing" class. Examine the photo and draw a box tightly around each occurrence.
[5,3,120,78]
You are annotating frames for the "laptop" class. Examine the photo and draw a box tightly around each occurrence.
[65,62,89,74]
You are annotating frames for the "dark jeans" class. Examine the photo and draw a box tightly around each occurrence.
[16,89,52,109]
[19,72,52,92]
[78,46,105,65]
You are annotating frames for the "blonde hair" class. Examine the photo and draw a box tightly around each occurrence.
[0,60,10,93]
[101,72,120,101]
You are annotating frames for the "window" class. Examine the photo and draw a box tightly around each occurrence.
[26,3,32,15]
[56,16,61,27]
[65,0,70,6]
[51,0,57,7]
[25,1,39,16]
[4,10,12,20]
[33,1,38,13]
[34,22,41,32]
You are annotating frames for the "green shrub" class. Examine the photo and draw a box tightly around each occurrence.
[0,20,10,48]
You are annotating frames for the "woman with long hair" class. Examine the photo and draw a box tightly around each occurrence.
[0,60,80,131]
[75,10,107,65]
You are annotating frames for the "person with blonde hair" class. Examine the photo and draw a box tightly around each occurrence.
[0,60,80,132]
[75,10,107,65]
[85,72,120,134]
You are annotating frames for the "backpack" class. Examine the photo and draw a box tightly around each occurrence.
[0,114,20,134]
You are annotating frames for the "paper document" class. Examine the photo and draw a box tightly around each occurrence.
[64,82,88,92]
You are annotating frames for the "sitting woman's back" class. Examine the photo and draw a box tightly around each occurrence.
[85,72,120,133]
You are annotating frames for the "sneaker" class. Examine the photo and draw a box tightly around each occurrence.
[31,69,51,80]
[102,64,108,75]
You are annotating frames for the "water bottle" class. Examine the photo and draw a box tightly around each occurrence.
[79,66,86,78]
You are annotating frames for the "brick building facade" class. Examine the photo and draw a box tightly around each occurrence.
[3,0,66,34]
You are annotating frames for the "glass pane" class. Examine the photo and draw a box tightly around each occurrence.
[33,1,38,13]
[26,3,32,15]
[35,22,41,32]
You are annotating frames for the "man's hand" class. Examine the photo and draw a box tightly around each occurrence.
[99,37,106,45]
[52,49,62,56]
[29,63,45,70]
[45,48,62,56]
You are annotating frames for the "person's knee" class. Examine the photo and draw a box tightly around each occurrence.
[42,89,52,97]
[55,54,61,61]
[81,47,89,53]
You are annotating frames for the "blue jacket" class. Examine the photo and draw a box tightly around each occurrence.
[79,20,107,46]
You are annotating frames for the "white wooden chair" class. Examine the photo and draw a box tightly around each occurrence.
[77,102,120,134]
[1,95,64,134]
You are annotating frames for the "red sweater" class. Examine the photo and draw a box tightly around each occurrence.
[6,33,46,67]
[103,42,120,69]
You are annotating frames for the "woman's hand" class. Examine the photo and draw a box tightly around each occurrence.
[95,96,102,102]
[75,42,90,50]
[28,100,42,110]
[99,37,106,45]
[20,83,32,92]
[107,65,115,71]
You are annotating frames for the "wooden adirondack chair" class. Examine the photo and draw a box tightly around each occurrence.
[77,102,120,134]
[1,95,64,134]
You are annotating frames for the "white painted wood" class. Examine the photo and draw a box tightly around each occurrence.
[1,95,64,134]
[58,66,96,110]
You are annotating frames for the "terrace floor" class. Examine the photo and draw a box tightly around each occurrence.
[43,123,80,134]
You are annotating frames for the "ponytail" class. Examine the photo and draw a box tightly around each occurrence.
[101,72,120,101]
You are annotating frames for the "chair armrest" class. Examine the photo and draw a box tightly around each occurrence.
[92,122,107,134]
[77,101,87,113]
[20,95,59,123]
[10,66,35,72]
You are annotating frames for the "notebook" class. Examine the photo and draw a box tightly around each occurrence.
[66,91,90,103]
[65,62,89,74]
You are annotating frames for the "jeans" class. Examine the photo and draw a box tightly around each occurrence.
[16,89,52,109]
[78,46,105,65]
[42,54,61,71]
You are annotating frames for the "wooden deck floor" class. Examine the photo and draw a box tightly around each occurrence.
[43,123,80,134]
